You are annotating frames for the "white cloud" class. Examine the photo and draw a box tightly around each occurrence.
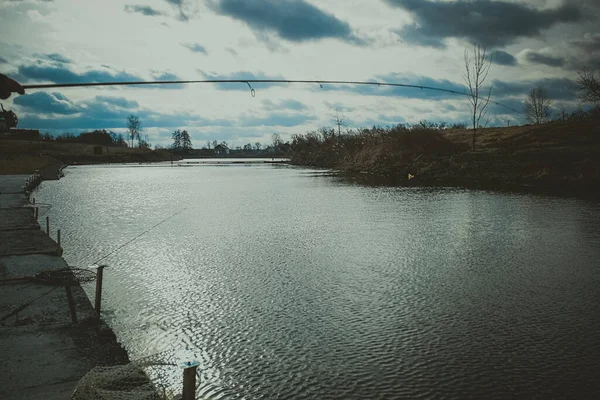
[0,0,594,147]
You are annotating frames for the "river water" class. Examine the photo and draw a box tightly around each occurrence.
[35,163,600,399]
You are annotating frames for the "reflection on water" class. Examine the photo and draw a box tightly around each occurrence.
[36,164,600,399]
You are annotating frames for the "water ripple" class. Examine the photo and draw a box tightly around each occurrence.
[35,164,600,399]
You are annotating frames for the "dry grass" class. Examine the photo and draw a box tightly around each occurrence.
[0,139,174,175]
[290,120,600,197]
[442,120,600,151]
[0,155,60,175]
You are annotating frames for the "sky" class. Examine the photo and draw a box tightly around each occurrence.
[1,0,599,148]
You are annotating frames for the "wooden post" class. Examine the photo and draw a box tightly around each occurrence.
[182,364,198,400]
[64,285,78,324]
[32,198,36,205]
[46,216,50,235]
[34,207,39,219]
[57,229,62,256]
[95,265,105,315]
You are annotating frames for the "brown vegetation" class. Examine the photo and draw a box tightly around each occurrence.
[290,119,600,198]
[0,139,178,175]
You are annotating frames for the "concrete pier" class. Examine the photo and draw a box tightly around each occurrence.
[0,173,129,399]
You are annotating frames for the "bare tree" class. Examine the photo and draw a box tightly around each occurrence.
[333,108,346,136]
[524,87,552,124]
[463,45,493,151]
[558,106,568,122]
[272,133,283,149]
[577,62,600,105]
[254,142,262,151]
[126,115,142,148]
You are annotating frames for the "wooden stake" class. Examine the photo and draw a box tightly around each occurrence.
[182,364,198,400]
[46,216,50,235]
[57,229,62,256]
[95,266,105,315]
[65,285,78,324]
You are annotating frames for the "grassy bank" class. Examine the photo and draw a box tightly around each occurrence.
[0,139,180,175]
[290,120,600,198]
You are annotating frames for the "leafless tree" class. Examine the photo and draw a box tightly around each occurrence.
[126,115,142,148]
[463,45,493,151]
[272,133,283,149]
[333,108,347,136]
[558,106,568,122]
[577,62,600,105]
[524,87,552,124]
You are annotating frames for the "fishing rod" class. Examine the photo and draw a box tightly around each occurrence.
[20,78,523,115]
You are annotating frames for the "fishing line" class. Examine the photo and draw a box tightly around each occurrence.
[91,208,188,265]
[21,78,523,115]
[0,286,59,322]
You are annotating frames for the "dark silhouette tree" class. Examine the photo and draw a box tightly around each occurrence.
[126,115,142,148]
[171,129,182,150]
[463,45,493,151]
[578,62,600,105]
[180,130,193,150]
[524,87,552,124]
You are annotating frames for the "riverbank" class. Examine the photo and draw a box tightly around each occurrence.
[289,120,600,199]
[0,139,180,175]
[0,173,133,399]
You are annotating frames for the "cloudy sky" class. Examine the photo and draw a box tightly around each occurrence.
[1,0,598,148]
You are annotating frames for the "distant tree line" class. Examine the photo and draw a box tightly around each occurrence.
[39,129,129,147]
[35,114,152,149]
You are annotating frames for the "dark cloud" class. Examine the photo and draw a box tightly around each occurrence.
[42,53,72,64]
[207,0,364,44]
[124,4,166,16]
[569,32,600,52]
[94,96,140,109]
[181,42,207,54]
[17,63,143,84]
[149,71,185,89]
[17,94,231,130]
[489,98,526,116]
[317,73,468,99]
[197,70,287,90]
[13,92,79,115]
[492,77,579,100]
[0,56,7,64]
[386,0,583,48]
[262,99,308,111]
[15,90,313,131]
[524,50,566,67]
[490,50,517,66]
[163,0,192,21]
[15,62,184,89]
[241,112,317,127]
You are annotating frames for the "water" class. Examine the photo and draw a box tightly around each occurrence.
[35,163,600,399]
